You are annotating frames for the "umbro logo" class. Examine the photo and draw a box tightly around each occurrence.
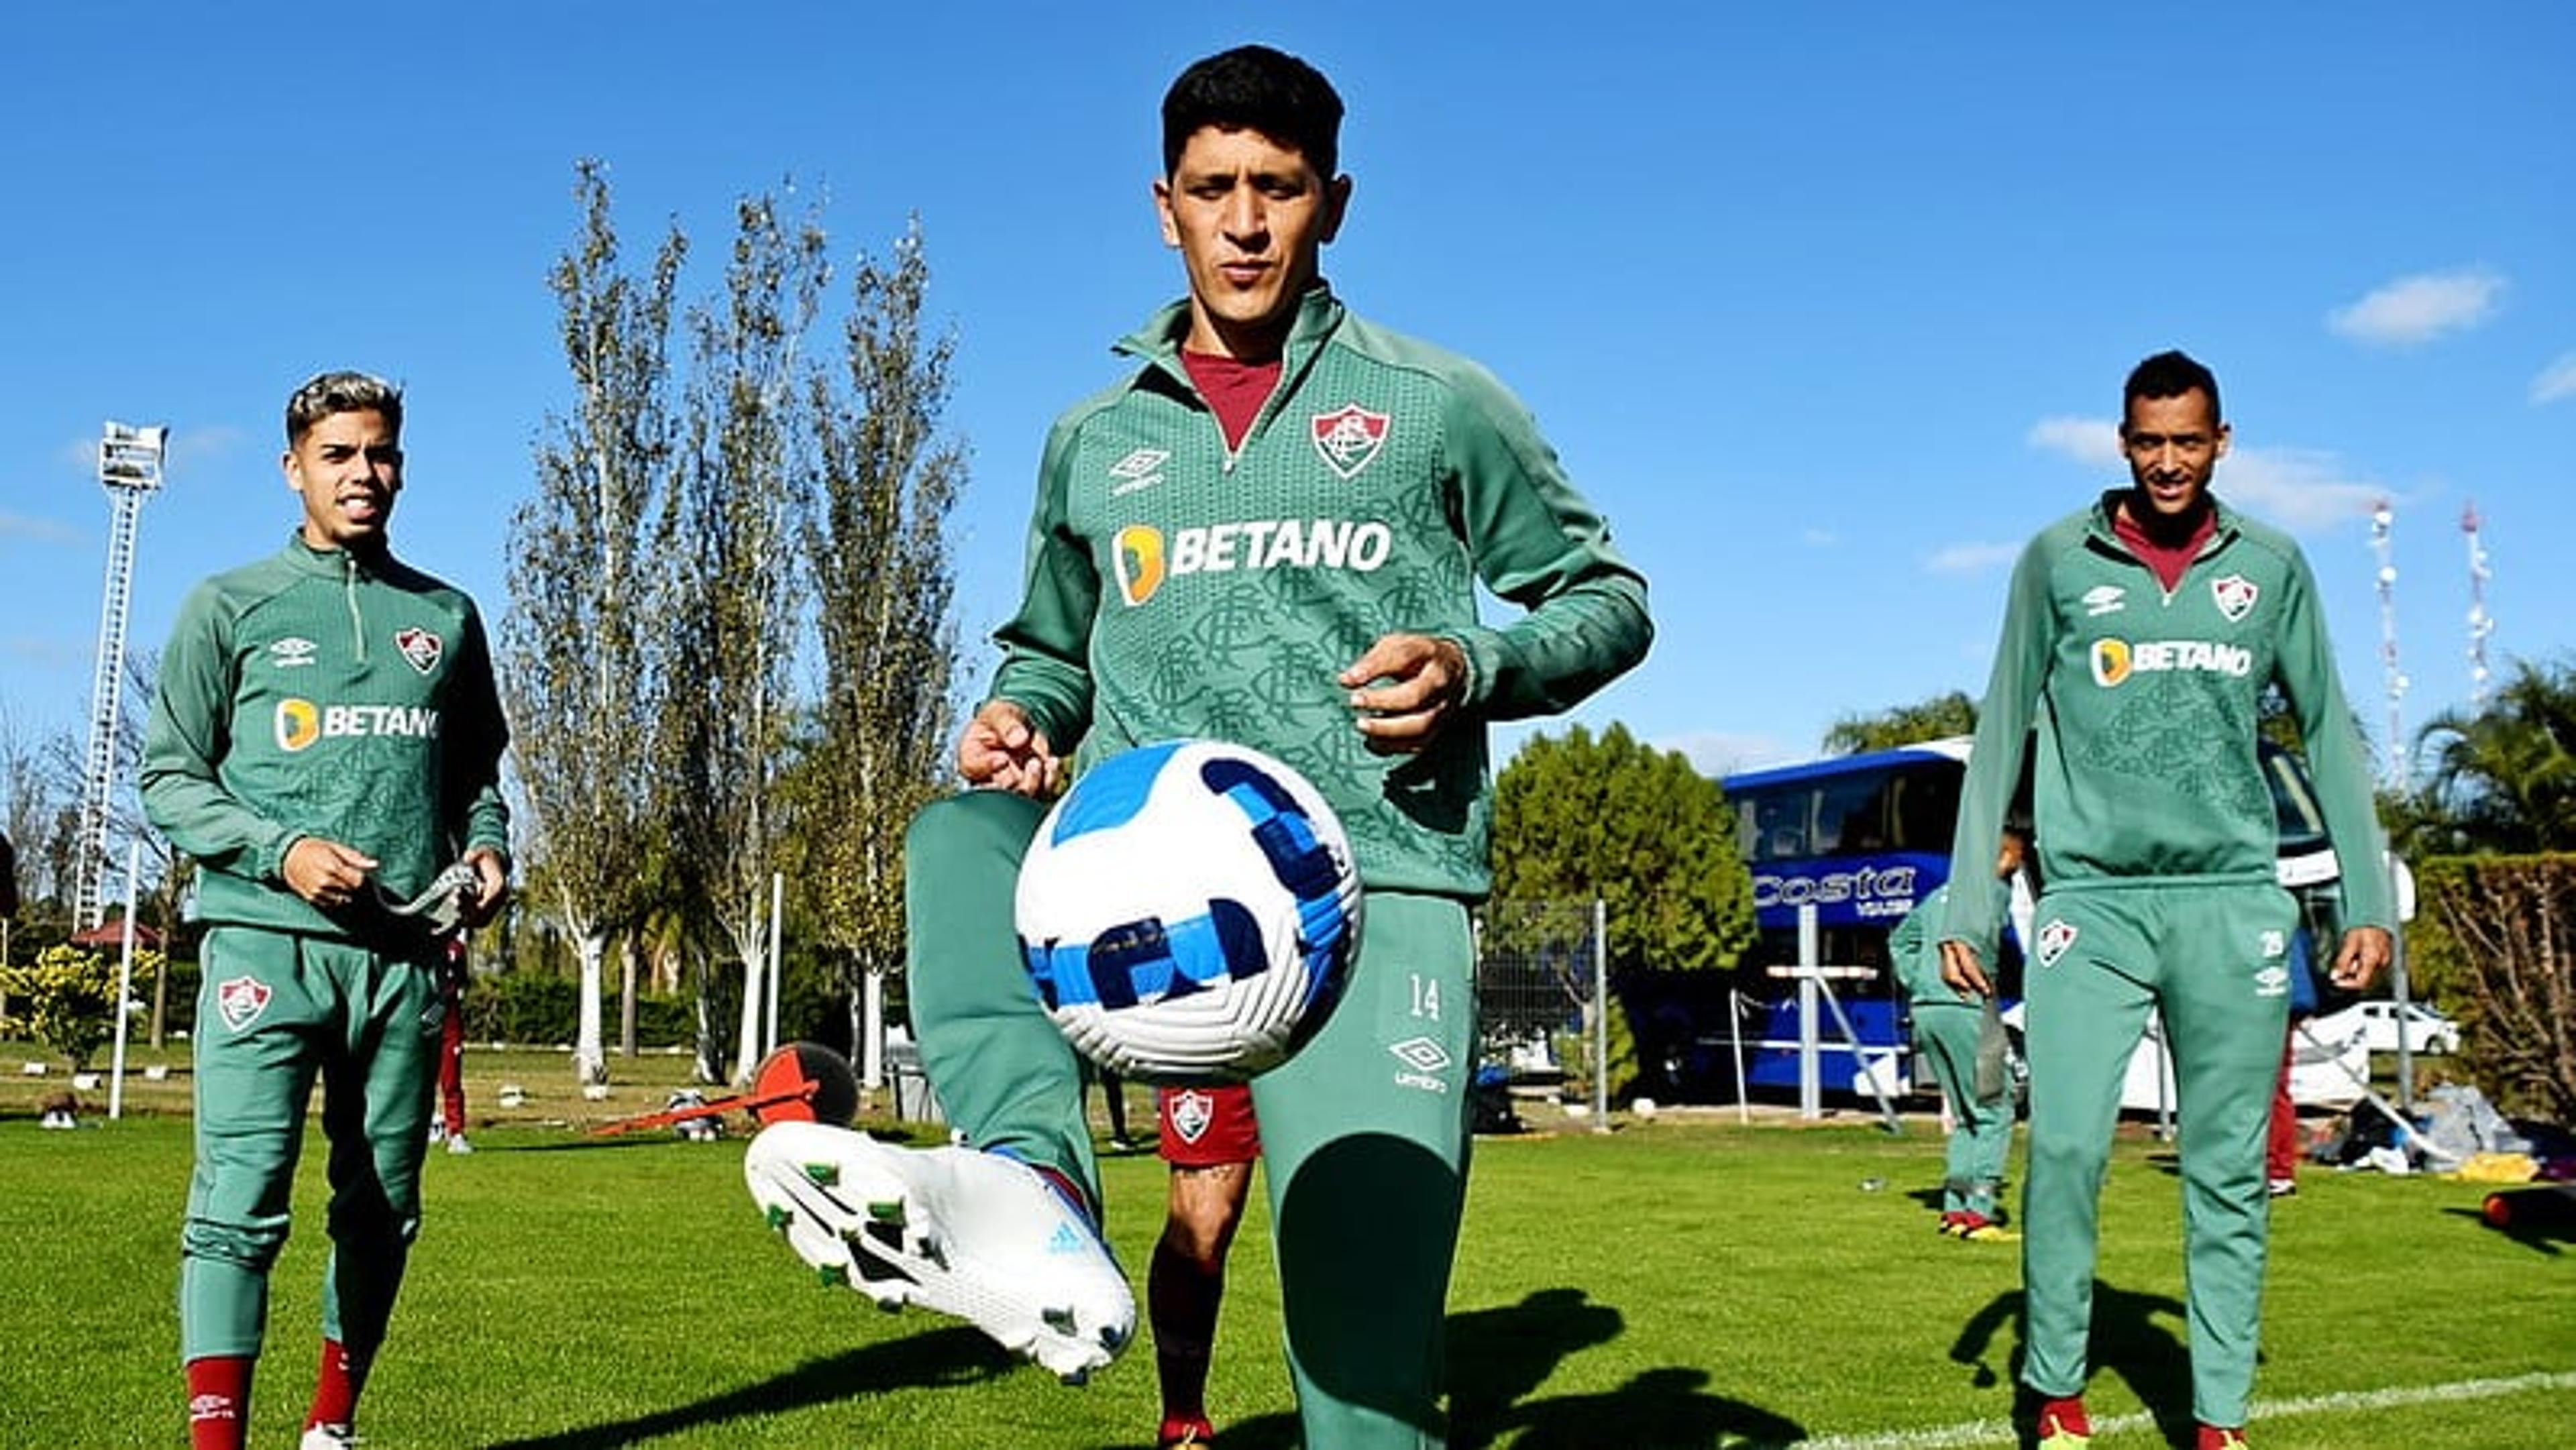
[1389,1036,1454,1093]
[1390,1037,1451,1072]
[2255,965,2290,997]
[2082,585,2126,618]
[1108,447,1168,497]
[268,636,318,668]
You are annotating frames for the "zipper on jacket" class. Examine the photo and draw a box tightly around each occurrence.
[343,554,367,661]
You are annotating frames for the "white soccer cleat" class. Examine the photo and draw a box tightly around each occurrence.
[745,1119,1134,1382]
[300,1425,356,1449]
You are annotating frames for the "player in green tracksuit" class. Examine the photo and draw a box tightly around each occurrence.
[1939,352,2391,1450]
[1890,828,2024,1241]
[142,372,510,1450]
[903,46,1650,1449]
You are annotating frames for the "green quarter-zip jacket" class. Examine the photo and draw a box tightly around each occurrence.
[1943,492,2391,952]
[991,287,1652,899]
[143,533,511,940]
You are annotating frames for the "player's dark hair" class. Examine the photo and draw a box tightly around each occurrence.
[286,370,404,445]
[2121,349,2221,429]
[1162,44,1343,180]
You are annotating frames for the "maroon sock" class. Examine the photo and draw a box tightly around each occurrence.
[186,1355,254,1450]
[306,1337,368,1429]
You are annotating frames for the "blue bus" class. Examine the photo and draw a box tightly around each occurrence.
[1719,738,1982,1097]
[1693,734,2349,1104]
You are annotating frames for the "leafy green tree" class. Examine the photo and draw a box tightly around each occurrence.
[2402,659,2576,856]
[1821,690,1976,755]
[1492,724,1756,1096]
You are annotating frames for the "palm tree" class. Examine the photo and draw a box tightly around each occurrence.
[2407,659,2576,854]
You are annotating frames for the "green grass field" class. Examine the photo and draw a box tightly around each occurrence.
[3,1048,2569,1447]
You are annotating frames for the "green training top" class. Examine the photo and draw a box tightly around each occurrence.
[1942,492,2391,953]
[991,286,1652,899]
[142,533,511,942]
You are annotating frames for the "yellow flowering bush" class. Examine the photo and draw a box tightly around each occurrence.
[0,942,162,1074]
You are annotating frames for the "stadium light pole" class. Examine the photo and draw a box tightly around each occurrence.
[74,421,169,930]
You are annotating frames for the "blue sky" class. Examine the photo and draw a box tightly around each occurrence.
[3,3,2569,786]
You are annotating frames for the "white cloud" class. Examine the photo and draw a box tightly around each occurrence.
[2219,447,2382,532]
[1925,541,2021,575]
[0,511,81,545]
[1657,730,1793,778]
[2027,410,2381,535]
[1802,527,1839,547]
[2531,351,2576,406]
[2027,415,2121,467]
[2327,267,2506,346]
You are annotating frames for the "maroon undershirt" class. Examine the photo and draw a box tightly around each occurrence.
[2113,500,2217,593]
[1181,350,1282,449]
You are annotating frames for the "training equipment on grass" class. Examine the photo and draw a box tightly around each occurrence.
[588,1042,858,1137]
[1016,738,1361,1083]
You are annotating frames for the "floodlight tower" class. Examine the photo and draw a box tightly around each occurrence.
[2369,498,2409,789]
[72,421,169,930]
[2463,501,2494,709]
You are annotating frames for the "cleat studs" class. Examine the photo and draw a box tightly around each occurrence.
[817,1264,849,1288]
[802,1161,839,1186]
[865,1198,904,1223]
[764,1203,793,1232]
[1042,1306,1077,1334]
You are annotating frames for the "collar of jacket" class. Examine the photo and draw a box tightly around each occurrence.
[1112,284,1346,386]
[280,530,392,579]
[2085,487,2243,563]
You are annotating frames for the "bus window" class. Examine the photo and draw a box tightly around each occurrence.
[1815,775,1889,854]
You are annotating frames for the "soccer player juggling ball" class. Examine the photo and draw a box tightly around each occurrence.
[144,372,511,1450]
[1938,351,2392,1450]
[743,43,1650,1450]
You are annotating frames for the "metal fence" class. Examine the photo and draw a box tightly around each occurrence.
[1474,898,1606,1125]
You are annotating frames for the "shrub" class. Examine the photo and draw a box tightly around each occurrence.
[0,943,162,1073]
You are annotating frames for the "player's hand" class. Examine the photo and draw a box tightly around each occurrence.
[2330,924,2393,992]
[1939,940,1994,997]
[1340,632,1468,755]
[460,846,511,929]
[284,836,378,910]
[959,700,1061,797]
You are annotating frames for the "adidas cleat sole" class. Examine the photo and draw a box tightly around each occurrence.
[745,1120,1134,1382]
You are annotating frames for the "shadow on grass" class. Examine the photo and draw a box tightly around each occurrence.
[1210,1286,1805,1450]
[479,1327,1011,1449]
[1951,1283,2194,1447]
[2443,1203,2571,1256]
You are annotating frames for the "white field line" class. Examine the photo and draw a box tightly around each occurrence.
[1788,1370,2576,1449]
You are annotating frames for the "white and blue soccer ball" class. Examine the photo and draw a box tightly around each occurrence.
[1016,739,1362,1084]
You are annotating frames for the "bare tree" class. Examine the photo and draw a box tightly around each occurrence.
[790,217,966,1066]
[659,186,825,1082]
[506,160,686,1084]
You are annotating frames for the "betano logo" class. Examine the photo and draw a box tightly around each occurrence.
[1112,517,1394,606]
[2089,636,2253,687]
[272,698,442,752]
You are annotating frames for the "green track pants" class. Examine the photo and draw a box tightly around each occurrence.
[906,790,1472,1449]
[182,926,443,1363]
[1913,1001,2012,1219]
[2018,880,2296,1428]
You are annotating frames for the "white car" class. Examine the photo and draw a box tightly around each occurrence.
[2313,1000,2461,1056]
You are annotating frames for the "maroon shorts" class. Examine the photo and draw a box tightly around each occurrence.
[1157,1083,1259,1167]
